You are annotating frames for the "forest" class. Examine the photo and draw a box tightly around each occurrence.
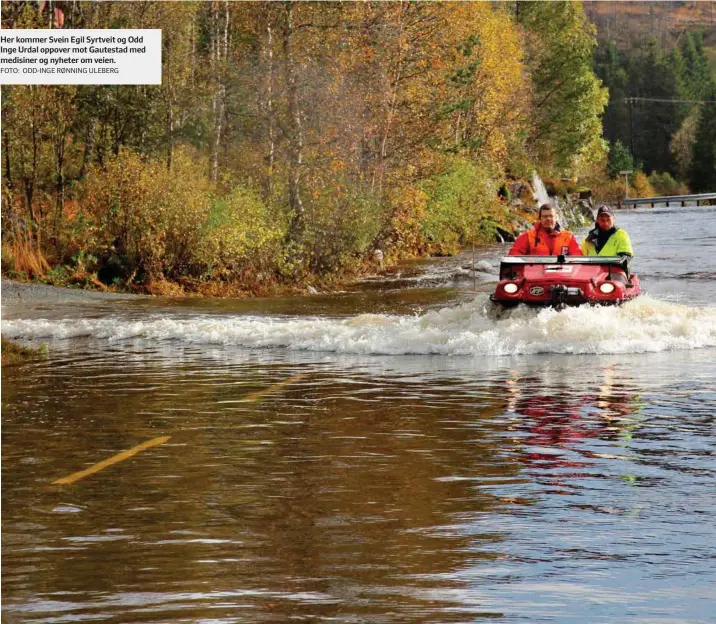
[596,28,716,196]
[0,1,714,295]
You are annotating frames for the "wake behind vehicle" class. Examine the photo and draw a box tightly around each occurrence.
[491,255,641,308]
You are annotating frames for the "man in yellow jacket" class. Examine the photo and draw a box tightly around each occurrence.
[581,205,634,257]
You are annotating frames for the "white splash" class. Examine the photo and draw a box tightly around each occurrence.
[4,295,716,356]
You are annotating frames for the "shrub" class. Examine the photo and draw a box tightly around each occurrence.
[543,177,583,197]
[543,178,563,197]
[419,157,499,255]
[197,186,286,279]
[647,171,689,197]
[630,171,656,198]
[300,179,384,275]
[385,185,429,260]
[81,147,212,283]
[593,178,627,205]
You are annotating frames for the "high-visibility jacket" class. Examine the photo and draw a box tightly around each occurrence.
[509,224,583,256]
[581,227,633,257]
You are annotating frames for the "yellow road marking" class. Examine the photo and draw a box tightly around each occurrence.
[242,374,307,403]
[53,436,171,485]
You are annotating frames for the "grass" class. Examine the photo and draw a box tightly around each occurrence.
[1,336,48,366]
[1,230,50,280]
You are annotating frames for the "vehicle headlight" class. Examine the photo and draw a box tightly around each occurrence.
[599,282,615,294]
[503,282,519,294]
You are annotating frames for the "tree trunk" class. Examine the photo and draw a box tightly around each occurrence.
[166,91,174,170]
[3,130,11,192]
[3,129,15,219]
[210,0,229,182]
[26,107,40,247]
[283,1,305,239]
[373,2,407,195]
[264,13,276,197]
[54,133,66,241]
[79,116,95,178]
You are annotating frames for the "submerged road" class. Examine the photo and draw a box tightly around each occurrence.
[2,206,716,623]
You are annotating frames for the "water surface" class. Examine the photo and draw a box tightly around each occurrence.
[3,206,716,623]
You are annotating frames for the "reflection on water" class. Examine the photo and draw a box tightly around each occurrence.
[3,344,716,623]
[3,205,716,623]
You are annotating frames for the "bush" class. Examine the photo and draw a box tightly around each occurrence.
[647,171,689,197]
[300,179,384,275]
[81,147,212,283]
[419,157,499,255]
[81,148,296,287]
[592,178,627,205]
[385,185,429,260]
[542,178,562,197]
[543,177,583,197]
[197,186,286,279]
[630,171,656,198]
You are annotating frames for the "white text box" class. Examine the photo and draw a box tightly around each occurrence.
[0,29,162,85]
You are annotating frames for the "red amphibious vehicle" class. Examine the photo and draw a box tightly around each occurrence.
[491,255,641,308]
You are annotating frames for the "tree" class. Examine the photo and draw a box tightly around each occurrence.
[437,3,529,170]
[669,43,690,123]
[671,107,699,181]
[594,40,629,146]
[208,0,229,182]
[607,140,633,179]
[518,1,608,173]
[629,37,680,174]
[689,83,716,193]
[681,31,710,102]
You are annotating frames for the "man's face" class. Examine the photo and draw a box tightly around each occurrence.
[539,209,556,232]
[597,213,615,230]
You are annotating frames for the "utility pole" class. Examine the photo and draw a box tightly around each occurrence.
[623,96,716,166]
[620,170,633,199]
[628,96,634,162]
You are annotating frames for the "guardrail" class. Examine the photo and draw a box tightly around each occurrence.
[621,193,716,208]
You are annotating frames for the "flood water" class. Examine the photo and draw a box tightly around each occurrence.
[3,206,716,623]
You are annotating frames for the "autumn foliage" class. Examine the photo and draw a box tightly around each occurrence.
[1,1,608,293]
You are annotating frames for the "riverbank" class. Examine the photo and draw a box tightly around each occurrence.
[1,278,142,305]
[1,181,595,301]
[1,268,376,300]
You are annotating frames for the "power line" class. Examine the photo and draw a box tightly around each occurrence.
[623,95,716,160]
[624,97,716,104]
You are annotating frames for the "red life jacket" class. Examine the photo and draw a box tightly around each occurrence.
[524,226,576,256]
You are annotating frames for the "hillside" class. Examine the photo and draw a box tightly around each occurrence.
[584,1,716,53]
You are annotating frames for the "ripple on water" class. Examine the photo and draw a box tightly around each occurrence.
[2,208,716,623]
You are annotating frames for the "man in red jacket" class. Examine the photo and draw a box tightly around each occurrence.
[509,204,583,256]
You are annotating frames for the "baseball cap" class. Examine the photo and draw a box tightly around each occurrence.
[596,205,614,217]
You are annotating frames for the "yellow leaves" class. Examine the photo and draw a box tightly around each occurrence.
[80,146,288,281]
[432,3,529,167]
[81,147,213,279]
[197,184,286,276]
[386,184,429,256]
[630,171,657,199]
